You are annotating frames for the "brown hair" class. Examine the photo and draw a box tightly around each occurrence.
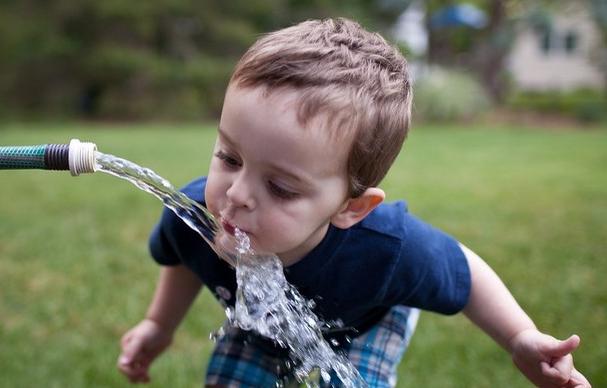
[230,18,412,197]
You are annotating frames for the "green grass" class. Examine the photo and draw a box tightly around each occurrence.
[1,122,605,387]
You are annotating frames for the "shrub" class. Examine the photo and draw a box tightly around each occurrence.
[94,56,234,120]
[413,66,492,122]
[507,89,607,123]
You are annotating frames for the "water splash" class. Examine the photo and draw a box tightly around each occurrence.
[232,229,366,386]
[95,152,366,387]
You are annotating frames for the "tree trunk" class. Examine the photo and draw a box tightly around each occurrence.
[471,0,510,103]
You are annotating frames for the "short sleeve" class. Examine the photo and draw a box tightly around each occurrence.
[383,213,471,315]
[148,176,208,267]
[149,207,182,266]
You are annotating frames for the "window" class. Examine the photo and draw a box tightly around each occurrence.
[540,29,552,54]
[538,29,579,55]
[564,31,578,54]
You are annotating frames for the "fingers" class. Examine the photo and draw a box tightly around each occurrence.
[536,334,584,387]
[540,356,573,386]
[118,353,152,383]
[542,334,580,359]
[118,357,151,384]
[511,330,589,388]
[539,355,592,388]
[118,333,152,383]
[568,367,592,388]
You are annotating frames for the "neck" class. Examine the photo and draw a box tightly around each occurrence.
[278,222,331,267]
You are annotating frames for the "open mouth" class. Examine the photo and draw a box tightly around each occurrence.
[221,219,236,236]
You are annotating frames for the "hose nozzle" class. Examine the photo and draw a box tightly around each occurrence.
[0,138,98,175]
[68,139,97,176]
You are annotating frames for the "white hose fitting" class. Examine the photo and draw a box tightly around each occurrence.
[69,138,97,176]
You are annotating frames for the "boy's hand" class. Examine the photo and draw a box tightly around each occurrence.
[117,318,173,384]
[510,329,591,387]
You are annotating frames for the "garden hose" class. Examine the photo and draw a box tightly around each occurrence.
[0,139,97,176]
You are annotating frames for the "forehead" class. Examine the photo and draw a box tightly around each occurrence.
[220,85,351,178]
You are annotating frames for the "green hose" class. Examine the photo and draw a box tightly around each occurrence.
[0,139,97,175]
[0,144,55,169]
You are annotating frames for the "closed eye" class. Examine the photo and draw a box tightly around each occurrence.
[214,150,241,168]
[268,181,299,200]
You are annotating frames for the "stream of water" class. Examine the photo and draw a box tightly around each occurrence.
[94,151,366,387]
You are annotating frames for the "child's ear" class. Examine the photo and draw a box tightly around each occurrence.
[331,187,385,229]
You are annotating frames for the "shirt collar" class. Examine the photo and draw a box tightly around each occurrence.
[283,224,347,288]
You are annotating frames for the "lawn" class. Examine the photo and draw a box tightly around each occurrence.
[1,122,605,387]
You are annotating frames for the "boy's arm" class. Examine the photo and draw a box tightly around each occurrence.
[118,264,203,383]
[459,243,535,349]
[146,264,203,332]
[460,243,591,387]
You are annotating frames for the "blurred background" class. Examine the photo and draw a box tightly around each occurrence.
[1,0,606,124]
[1,1,606,387]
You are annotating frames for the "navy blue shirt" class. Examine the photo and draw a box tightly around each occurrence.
[149,177,471,337]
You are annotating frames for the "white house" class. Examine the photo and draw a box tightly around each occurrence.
[507,3,604,91]
[394,2,605,91]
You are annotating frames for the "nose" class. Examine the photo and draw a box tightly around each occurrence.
[226,173,256,210]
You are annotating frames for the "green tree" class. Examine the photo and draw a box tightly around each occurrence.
[420,0,588,102]
[423,0,516,102]
[0,0,406,120]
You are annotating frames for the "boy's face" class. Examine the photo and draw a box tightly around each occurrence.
[206,85,351,265]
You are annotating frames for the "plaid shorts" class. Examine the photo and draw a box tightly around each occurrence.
[205,306,420,387]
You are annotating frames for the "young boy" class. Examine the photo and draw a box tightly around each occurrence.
[117,18,590,387]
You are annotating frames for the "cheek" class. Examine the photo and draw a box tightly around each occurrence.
[257,206,317,242]
[204,174,223,215]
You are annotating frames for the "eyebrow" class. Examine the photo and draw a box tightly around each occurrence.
[218,126,237,147]
[269,162,311,187]
[217,126,312,187]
